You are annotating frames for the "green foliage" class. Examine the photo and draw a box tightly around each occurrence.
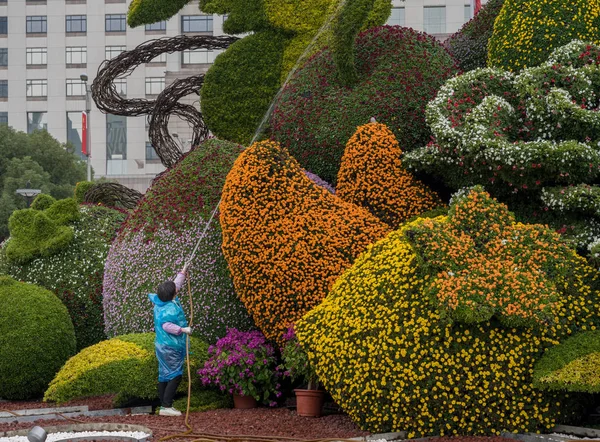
[31,194,56,211]
[44,333,216,405]
[444,0,505,71]
[280,328,318,389]
[173,389,232,412]
[74,181,95,204]
[534,330,600,393]
[200,32,286,145]
[488,0,600,71]
[0,205,126,350]
[45,198,81,225]
[271,26,459,184]
[0,125,86,241]
[127,0,190,27]
[0,277,76,400]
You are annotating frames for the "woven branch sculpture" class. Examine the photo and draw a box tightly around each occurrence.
[84,182,143,210]
[91,34,239,168]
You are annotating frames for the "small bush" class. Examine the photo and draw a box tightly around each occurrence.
[74,181,95,204]
[44,333,217,405]
[220,139,389,343]
[31,194,56,211]
[488,0,600,71]
[534,330,600,393]
[127,0,189,27]
[336,122,442,228]
[0,277,76,400]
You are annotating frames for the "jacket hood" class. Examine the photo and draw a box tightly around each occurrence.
[148,293,168,306]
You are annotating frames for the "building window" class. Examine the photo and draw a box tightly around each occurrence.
[0,112,7,125]
[0,79,7,97]
[26,79,47,97]
[26,47,47,65]
[26,16,47,34]
[66,78,86,96]
[66,47,87,65]
[182,49,214,64]
[113,78,126,96]
[464,4,472,22]
[181,15,212,33]
[0,17,7,35]
[145,21,166,31]
[148,52,166,63]
[106,114,127,160]
[67,111,84,159]
[66,15,86,33]
[386,7,405,26]
[27,112,47,133]
[146,141,159,160]
[423,6,446,34]
[105,45,126,60]
[105,14,126,32]
[145,77,165,95]
[0,48,7,66]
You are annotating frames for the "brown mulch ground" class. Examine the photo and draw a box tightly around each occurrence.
[0,394,115,411]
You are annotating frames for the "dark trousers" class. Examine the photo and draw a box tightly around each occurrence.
[158,375,182,408]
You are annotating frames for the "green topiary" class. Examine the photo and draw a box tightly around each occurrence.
[45,198,80,225]
[127,0,190,28]
[0,205,127,350]
[44,333,221,405]
[271,26,459,184]
[31,193,56,211]
[444,0,504,71]
[533,330,600,393]
[74,181,95,204]
[0,277,76,400]
[296,189,600,436]
[487,0,600,71]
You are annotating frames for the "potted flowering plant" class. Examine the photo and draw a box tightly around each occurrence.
[198,328,282,408]
[280,325,325,417]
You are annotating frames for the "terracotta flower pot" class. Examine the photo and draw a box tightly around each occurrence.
[294,389,325,417]
[233,393,258,409]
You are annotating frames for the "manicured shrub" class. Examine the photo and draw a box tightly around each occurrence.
[0,205,126,350]
[74,181,95,204]
[487,0,600,71]
[220,139,390,344]
[127,0,189,27]
[0,277,76,400]
[296,188,600,436]
[103,139,255,342]
[444,0,504,71]
[44,333,222,406]
[270,26,459,184]
[31,193,56,211]
[533,330,600,393]
[404,41,600,253]
[336,122,442,228]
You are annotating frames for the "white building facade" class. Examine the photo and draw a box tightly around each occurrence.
[0,0,485,192]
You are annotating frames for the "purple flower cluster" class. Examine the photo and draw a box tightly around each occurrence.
[303,170,335,195]
[198,329,282,405]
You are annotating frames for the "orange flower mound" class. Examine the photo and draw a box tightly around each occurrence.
[220,140,391,343]
[405,186,575,328]
[336,122,443,228]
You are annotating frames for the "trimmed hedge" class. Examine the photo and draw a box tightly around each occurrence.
[103,139,255,342]
[220,139,390,344]
[336,122,442,228]
[127,0,190,27]
[0,205,126,350]
[488,0,600,71]
[270,26,459,184]
[296,188,600,436]
[0,277,76,400]
[444,0,504,71]
[31,193,56,211]
[534,330,600,393]
[74,181,95,204]
[44,333,226,408]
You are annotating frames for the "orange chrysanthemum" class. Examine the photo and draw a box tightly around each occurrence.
[220,140,390,343]
[337,122,443,228]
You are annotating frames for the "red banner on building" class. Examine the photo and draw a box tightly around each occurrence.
[475,0,482,14]
[82,111,87,155]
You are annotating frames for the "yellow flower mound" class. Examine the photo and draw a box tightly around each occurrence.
[488,0,600,71]
[44,339,150,403]
[539,353,600,390]
[296,214,600,436]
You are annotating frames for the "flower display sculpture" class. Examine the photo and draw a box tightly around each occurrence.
[103,139,255,343]
[220,139,390,344]
[405,41,600,253]
[296,188,600,436]
[336,122,443,228]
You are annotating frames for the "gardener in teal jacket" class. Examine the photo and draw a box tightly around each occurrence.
[148,266,192,417]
